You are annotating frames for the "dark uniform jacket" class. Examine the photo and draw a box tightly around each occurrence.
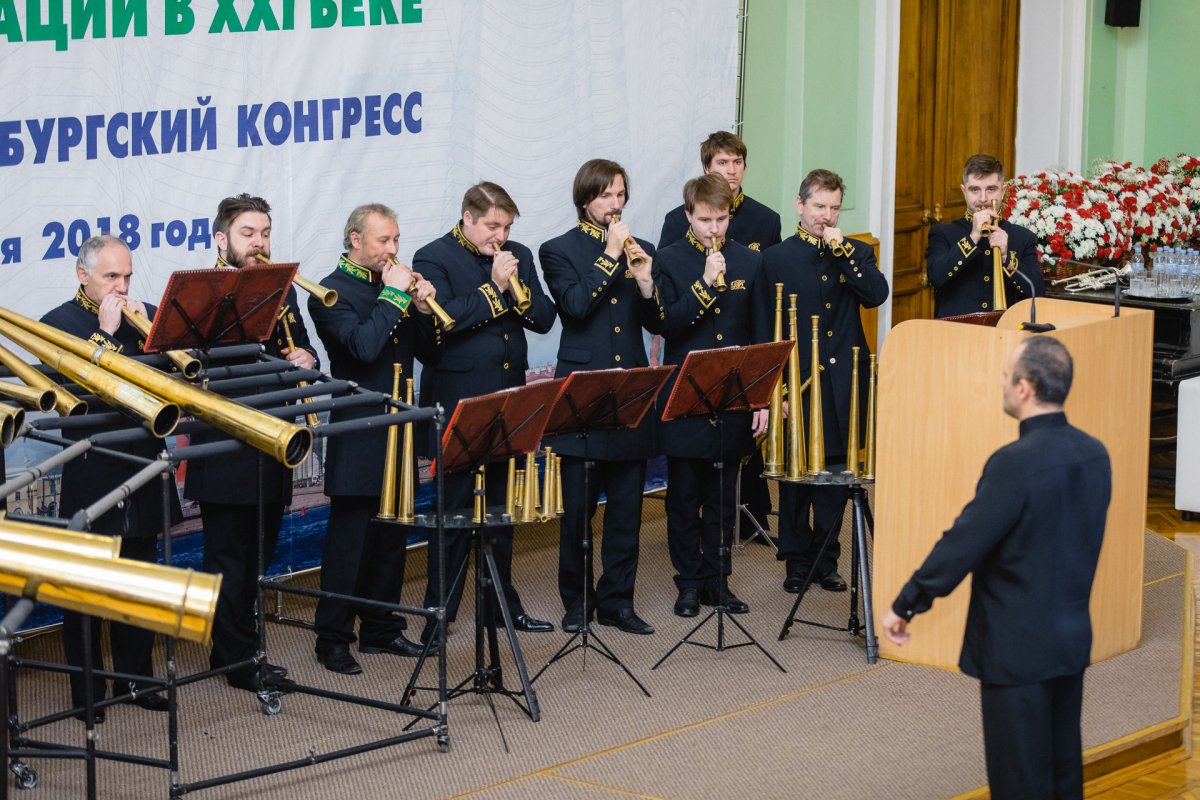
[654,231,763,461]
[754,228,889,461]
[41,288,183,537]
[538,220,666,460]
[183,261,318,506]
[892,412,1111,686]
[414,224,556,456]
[927,214,1044,318]
[308,255,442,498]
[659,190,782,253]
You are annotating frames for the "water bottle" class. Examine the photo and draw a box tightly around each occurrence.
[1128,244,1145,274]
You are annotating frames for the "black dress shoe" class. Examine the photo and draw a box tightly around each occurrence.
[561,607,593,633]
[783,572,809,593]
[263,662,289,679]
[360,633,425,657]
[673,588,700,617]
[316,646,363,674]
[505,614,554,633]
[698,588,749,614]
[130,693,170,712]
[596,608,655,635]
[819,572,848,592]
[227,669,296,694]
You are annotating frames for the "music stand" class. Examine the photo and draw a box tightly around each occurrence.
[429,379,564,743]
[142,263,298,353]
[530,366,674,697]
[652,342,791,673]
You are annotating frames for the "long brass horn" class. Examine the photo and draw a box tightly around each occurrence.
[120,308,202,380]
[0,401,24,447]
[807,315,826,475]
[763,283,785,477]
[540,446,555,520]
[863,354,878,480]
[278,306,320,428]
[0,308,312,467]
[0,320,180,438]
[519,450,539,524]
[784,295,807,481]
[387,256,456,331]
[252,253,338,307]
[0,538,220,645]
[0,380,55,412]
[0,514,121,559]
[845,347,861,477]
[611,212,647,269]
[377,364,402,521]
[0,341,87,416]
[984,197,1008,311]
[493,243,532,313]
[710,234,727,293]
[505,457,517,519]
[397,378,416,524]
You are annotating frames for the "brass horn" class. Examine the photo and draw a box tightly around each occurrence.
[553,454,564,516]
[519,450,539,523]
[387,256,456,331]
[807,315,826,475]
[0,537,220,645]
[493,243,532,313]
[0,341,87,416]
[472,467,486,524]
[397,378,416,524]
[611,212,647,269]
[845,347,861,477]
[830,238,848,258]
[763,283,785,478]
[0,319,180,438]
[784,295,807,481]
[0,401,24,447]
[863,354,878,480]
[120,307,202,380]
[505,456,517,519]
[0,513,120,559]
[278,305,320,428]
[377,364,402,521]
[0,379,55,412]
[0,308,312,467]
[983,197,1008,311]
[540,446,556,520]
[710,234,727,293]
[251,252,338,307]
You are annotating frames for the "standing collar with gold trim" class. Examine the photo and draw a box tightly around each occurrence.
[215,254,232,269]
[795,225,823,247]
[685,229,711,254]
[74,286,100,315]
[452,222,481,255]
[578,219,606,242]
[731,189,745,214]
[337,254,376,283]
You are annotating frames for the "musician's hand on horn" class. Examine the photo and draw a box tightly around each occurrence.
[382,258,415,293]
[97,293,128,335]
[989,226,1009,259]
[970,209,994,242]
[605,218,631,261]
[751,408,769,438]
[491,249,518,293]
[822,226,844,250]
[124,299,148,318]
[409,272,437,315]
[703,249,726,288]
[281,345,315,370]
[627,244,655,296]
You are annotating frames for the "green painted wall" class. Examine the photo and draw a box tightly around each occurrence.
[741,0,876,236]
[1084,0,1200,170]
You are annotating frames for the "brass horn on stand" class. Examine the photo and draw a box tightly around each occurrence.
[784,295,807,481]
[0,379,55,412]
[807,315,827,476]
[845,347,861,477]
[0,402,24,447]
[0,341,87,416]
[396,378,416,524]
[377,364,403,521]
[120,308,202,380]
[277,306,320,428]
[863,354,878,480]
[763,283,785,477]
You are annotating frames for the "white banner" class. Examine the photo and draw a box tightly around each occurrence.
[0,0,741,375]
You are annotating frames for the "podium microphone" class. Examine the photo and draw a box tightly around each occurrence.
[1013,269,1056,333]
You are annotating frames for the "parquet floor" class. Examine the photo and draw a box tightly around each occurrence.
[1092,487,1200,799]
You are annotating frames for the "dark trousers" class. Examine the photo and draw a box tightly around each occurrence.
[314,496,408,651]
[557,457,645,617]
[421,463,524,625]
[62,536,158,706]
[200,501,283,674]
[980,672,1086,800]
[665,456,738,591]
[777,482,848,576]
[738,449,773,531]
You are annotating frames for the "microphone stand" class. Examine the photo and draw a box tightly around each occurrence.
[1012,269,1056,333]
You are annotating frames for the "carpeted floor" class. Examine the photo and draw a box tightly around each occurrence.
[6,494,1188,799]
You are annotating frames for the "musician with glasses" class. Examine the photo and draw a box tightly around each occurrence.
[539,159,663,636]
[414,182,557,637]
[184,194,318,693]
[926,153,1043,318]
[41,234,183,719]
[307,203,441,675]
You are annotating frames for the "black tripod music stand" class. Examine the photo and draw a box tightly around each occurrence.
[530,365,674,697]
[652,341,792,673]
[775,470,879,665]
[431,379,564,742]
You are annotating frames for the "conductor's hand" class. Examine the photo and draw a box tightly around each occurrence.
[881,610,910,645]
[491,250,518,293]
[703,250,726,287]
[382,259,415,293]
[282,346,315,370]
[97,293,127,335]
[751,408,769,438]
[410,272,436,315]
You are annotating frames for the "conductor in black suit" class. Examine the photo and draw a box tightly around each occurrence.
[415,182,557,635]
[883,337,1111,800]
[926,153,1043,318]
[307,203,441,674]
[41,234,182,718]
[539,159,664,636]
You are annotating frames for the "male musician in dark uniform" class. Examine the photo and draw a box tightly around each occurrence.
[414,182,557,635]
[659,131,782,542]
[755,169,889,594]
[41,234,182,719]
[539,159,664,635]
[655,174,767,617]
[883,337,1110,800]
[307,204,440,674]
[184,194,317,692]
[926,153,1044,318]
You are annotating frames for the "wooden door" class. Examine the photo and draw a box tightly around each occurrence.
[891,0,1021,326]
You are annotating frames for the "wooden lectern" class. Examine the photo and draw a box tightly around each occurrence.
[874,298,1153,669]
